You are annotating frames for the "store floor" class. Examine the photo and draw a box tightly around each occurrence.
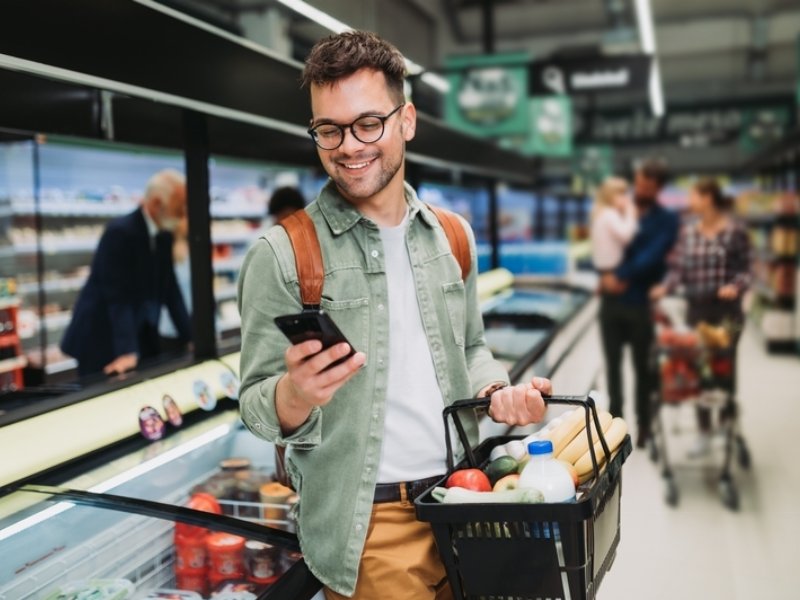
[598,321,800,600]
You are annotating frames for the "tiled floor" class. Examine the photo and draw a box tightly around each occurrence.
[599,322,800,600]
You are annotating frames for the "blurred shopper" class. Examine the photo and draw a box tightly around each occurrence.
[599,159,679,447]
[61,169,191,377]
[590,176,637,272]
[238,31,552,600]
[267,185,306,222]
[158,215,192,355]
[651,178,751,456]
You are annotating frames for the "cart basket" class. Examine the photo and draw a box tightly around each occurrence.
[415,395,632,600]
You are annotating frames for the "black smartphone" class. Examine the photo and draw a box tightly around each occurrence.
[274,309,356,369]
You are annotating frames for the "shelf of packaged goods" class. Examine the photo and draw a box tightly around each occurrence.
[753,249,798,265]
[744,213,799,228]
[210,204,265,220]
[0,297,20,310]
[17,275,88,296]
[754,283,795,309]
[216,315,241,334]
[10,201,136,218]
[214,285,238,302]
[13,239,98,255]
[211,231,260,245]
[213,255,245,274]
[18,311,73,340]
[0,356,27,374]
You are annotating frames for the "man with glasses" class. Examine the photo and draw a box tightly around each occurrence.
[238,31,552,600]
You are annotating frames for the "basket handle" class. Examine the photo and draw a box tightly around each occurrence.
[443,394,613,482]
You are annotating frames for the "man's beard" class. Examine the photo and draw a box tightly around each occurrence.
[328,149,403,202]
[634,194,656,208]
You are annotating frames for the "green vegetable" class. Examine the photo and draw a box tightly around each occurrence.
[484,455,519,485]
[431,486,544,504]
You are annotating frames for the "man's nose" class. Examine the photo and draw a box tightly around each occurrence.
[338,127,367,153]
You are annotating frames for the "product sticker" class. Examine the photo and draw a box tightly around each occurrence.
[193,379,216,411]
[220,371,240,400]
[162,393,183,427]
[139,405,166,441]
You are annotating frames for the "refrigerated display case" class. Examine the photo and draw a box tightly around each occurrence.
[0,135,326,384]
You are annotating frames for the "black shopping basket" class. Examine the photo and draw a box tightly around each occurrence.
[415,395,632,600]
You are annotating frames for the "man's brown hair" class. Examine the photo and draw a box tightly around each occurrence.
[301,31,407,104]
[636,157,669,188]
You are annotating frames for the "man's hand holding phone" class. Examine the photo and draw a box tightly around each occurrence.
[274,311,366,434]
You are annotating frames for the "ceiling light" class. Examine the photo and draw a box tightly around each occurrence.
[634,0,664,118]
[276,0,450,94]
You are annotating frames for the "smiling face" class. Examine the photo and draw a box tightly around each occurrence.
[310,68,416,209]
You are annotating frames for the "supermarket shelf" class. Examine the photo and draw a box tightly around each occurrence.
[754,283,795,309]
[0,297,20,310]
[211,231,260,245]
[44,357,78,375]
[18,311,73,339]
[17,275,88,296]
[0,356,26,374]
[11,200,135,217]
[752,249,798,264]
[217,315,241,333]
[211,204,265,219]
[215,285,238,302]
[744,213,799,228]
[13,239,98,255]
[213,256,245,273]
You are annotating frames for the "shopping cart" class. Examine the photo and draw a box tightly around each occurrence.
[415,395,631,600]
[648,307,751,510]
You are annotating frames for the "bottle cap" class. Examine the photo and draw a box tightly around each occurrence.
[527,440,553,455]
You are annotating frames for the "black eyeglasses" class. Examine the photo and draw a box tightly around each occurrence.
[307,103,405,150]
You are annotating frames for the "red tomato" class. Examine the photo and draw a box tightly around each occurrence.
[445,469,492,491]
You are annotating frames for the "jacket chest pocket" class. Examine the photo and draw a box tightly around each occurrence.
[441,280,466,347]
[320,296,370,355]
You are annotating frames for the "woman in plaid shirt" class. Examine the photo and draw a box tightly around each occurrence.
[652,178,752,456]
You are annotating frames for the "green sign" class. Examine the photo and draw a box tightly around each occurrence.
[573,145,614,188]
[527,96,573,157]
[445,52,531,138]
[739,106,791,153]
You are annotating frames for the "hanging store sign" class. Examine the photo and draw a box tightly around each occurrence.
[527,96,573,157]
[573,145,614,188]
[445,52,531,137]
[575,99,795,146]
[529,55,651,96]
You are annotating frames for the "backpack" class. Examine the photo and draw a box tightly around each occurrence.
[273,203,471,488]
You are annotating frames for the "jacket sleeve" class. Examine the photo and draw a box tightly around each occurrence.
[164,255,192,343]
[237,232,322,449]
[460,217,511,396]
[616,210,679,282]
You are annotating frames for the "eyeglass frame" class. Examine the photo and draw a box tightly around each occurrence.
[307,103,406,150]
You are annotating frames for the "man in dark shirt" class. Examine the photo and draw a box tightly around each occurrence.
[599,158,679,447]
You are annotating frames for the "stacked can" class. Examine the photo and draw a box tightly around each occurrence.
[207,532,247,589]
[174,492,222,594]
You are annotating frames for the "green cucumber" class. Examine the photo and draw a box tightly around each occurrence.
[483,455,519,485]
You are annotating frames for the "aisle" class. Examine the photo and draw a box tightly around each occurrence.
[600,322,800,600]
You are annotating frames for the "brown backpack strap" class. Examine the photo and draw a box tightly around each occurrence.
[427,204,472,280]
[279,210,324,309]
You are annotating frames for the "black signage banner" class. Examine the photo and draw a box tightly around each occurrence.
[574,99,796,146]
[529,55,652,96]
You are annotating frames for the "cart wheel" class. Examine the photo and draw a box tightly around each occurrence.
[719,478,739,511]
[665,479,679,507]
[648,440,659,463]
[736,437,751,470]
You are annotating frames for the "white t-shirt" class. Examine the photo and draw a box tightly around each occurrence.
[590,206,638,270]
[376,211,448,482]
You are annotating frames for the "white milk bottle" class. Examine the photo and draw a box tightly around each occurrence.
[518,440,576,502]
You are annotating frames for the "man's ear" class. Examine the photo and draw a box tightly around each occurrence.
[401,102,417,142]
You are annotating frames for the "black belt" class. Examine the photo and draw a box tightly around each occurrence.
[373,474,445,504]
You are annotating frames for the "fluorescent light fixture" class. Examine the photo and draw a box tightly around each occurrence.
[275,0,351,34]
[634,0,664,117]
[634,0,656,53]
[649,60,665,118]
[276,0,450,94]
[0,424,231,542]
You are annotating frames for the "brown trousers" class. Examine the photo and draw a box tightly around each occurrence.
[323,498,453,600]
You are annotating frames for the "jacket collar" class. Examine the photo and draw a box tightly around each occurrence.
[317,179,438,236]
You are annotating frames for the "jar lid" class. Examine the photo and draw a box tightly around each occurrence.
[206,532,246,550]
[220,457,251,471]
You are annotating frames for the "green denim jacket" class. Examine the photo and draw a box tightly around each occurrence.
[237,180,509,595]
